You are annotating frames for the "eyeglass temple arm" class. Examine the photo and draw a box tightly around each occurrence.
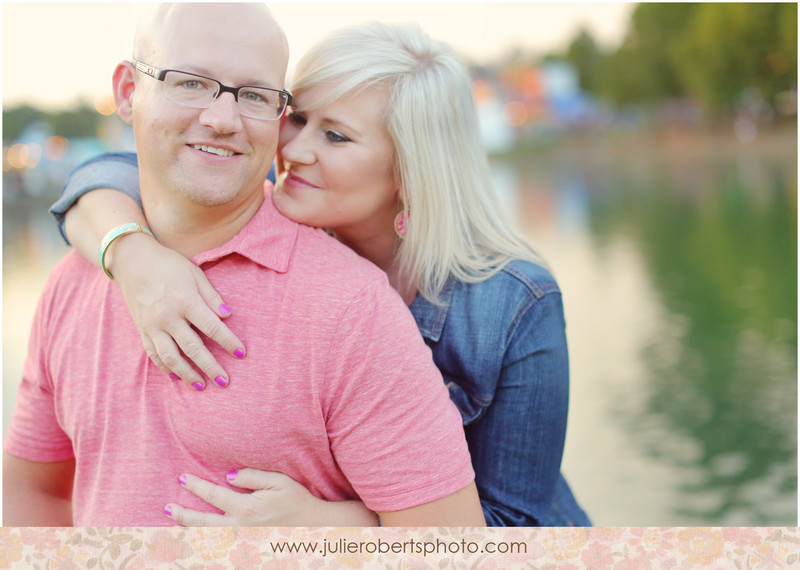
[131,60,163,80]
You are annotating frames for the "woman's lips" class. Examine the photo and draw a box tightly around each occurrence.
[285,172,319,189]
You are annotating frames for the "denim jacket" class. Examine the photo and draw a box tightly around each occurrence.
[52,152,590,526]
[410,262,590,526]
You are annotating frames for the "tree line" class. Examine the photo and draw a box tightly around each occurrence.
[4,104,104,143]
[4,3,797,141]
[561,3,797,122]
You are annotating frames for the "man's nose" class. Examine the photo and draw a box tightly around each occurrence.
[199,92,242,133]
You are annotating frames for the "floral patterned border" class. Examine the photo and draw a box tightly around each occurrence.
[1,527,799,568]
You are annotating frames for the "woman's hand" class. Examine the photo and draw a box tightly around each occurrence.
[165,469,379,526]
[110,233,245,390]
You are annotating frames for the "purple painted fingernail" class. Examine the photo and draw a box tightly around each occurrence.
[179,475,187,486]
[164,505,172,516]
[220,304,232,316]
[192,382,205,391]
[227,470,238,483]
[214,376,228,387]
[234,348,245,359]
[169,373,180,380]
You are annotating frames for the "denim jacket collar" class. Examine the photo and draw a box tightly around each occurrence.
[409,277,456,342]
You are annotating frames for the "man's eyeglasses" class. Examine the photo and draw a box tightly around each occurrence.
[132,59,292,121]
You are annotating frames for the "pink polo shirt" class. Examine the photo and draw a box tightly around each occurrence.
[5,192,474,526]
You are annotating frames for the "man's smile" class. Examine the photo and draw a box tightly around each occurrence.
[191,144,239,157]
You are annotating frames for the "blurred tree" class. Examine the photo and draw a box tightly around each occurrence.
[3,103,102,142]
[49,104,103,139]
[565,28,602,93]
[596,42,642,107]
[561,3,797,120]
[3,105,47,141]
[777,3,798,90]
[677,3,797,116]
[603,3,698,106]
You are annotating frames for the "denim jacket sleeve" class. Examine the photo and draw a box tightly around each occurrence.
[49,152,141,244]
[469,281,572,526]
[411,261,590,526]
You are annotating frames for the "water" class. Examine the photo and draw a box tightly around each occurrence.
[3,134,796,526]
[494,132,797,526]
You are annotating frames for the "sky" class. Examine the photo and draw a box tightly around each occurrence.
[2,2,636,111]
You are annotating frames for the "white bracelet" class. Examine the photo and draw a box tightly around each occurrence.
[98,223,154,280]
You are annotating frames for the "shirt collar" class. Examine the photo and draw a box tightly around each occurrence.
[409,277,456,342]
[190,187,297,273]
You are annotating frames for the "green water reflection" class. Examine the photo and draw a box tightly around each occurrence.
[637,161,795,524]
[514,141,797,524]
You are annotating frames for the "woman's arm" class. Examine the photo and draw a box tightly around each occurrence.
[54,154,244,390]
[165,470,484,527]
[166,470,380,526]
[64,188,147,270]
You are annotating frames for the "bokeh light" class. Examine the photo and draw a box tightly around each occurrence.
[5,143,44,169]
[502,101,529,127]
[472,79,495,105]
[44,136,69,161]
[94,93,117,116]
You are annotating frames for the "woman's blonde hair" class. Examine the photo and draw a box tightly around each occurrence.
[291,21,542,305]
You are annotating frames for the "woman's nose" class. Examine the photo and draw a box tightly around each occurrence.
[279,127,315,164]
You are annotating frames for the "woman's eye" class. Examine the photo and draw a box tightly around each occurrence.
[325,130,350,143]
[287,112,306,126]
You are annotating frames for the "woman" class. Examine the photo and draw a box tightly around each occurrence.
[53,21,590,527]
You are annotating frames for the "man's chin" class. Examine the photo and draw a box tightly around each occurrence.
[175,186,241,207]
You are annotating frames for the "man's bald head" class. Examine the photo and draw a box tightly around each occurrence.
[133,3,288,69]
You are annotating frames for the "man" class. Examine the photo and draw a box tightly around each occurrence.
[4,3,483,526]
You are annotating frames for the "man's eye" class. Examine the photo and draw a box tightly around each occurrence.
[242,91,265,103]
[180,80,204,90]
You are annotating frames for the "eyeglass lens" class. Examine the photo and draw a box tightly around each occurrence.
[162,70,287,119]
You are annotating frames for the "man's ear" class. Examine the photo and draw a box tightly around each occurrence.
[112,61,136,124]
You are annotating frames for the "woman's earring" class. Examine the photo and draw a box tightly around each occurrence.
[394,210,409,239]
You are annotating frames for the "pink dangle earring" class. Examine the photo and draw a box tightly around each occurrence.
[394,210,409,239]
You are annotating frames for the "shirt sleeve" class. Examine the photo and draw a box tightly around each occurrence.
[322,279,475,512]
[4,272,75,462]
[49,152,141,244]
